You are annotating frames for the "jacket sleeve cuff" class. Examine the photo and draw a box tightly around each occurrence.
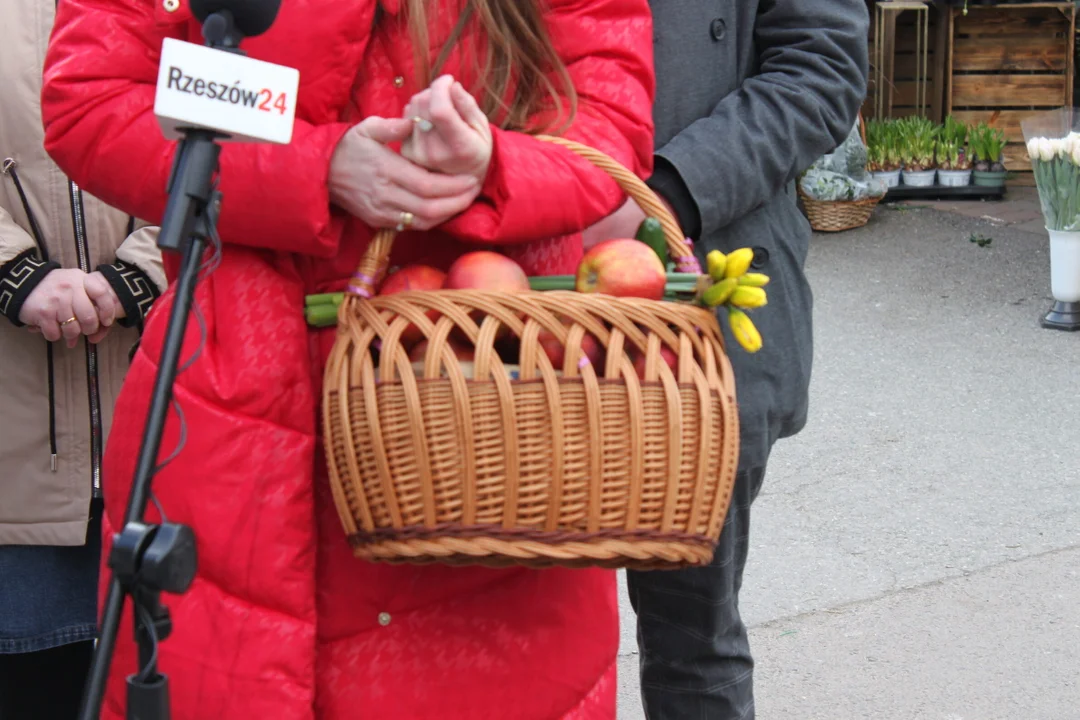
[97,260,161,330]
[646,156,702,242]
[0,250,61,327]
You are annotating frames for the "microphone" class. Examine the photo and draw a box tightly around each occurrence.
[152,3,298,144]
[189,0,283,38]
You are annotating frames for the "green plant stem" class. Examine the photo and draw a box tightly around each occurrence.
[305,292,344,308]
[305,303,340,328]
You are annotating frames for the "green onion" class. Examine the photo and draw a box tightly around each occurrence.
[305,292,344,308]
[305,303,340,328]
[528,276,576,291]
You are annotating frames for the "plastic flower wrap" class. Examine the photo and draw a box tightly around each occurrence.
[800,121,888,202]
[1022,108,1080,232]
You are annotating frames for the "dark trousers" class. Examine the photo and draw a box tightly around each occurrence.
[627,466,767,720]
[0,640,94,720]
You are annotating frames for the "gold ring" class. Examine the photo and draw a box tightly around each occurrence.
[396,211,414,232]
[411,116,434,133]
[60,316,78,326]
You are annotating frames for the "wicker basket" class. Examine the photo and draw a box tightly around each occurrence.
[798,189,881,233]
[798,112,881,233]
[322,136,739,570]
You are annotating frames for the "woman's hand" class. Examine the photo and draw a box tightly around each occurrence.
[402,75,493,184]
[82,271,124,344]
[329,116,481,231]
[18,268,101,347]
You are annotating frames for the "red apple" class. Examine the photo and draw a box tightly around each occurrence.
[536,324,605,372]
[632,346,678,381]
[445,252,530,294]
[446,252,530,338]
[377,265,447,345]
[576,239,666,300]
[409,337,475,364]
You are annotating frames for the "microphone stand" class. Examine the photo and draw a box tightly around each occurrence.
[78,11,247,720]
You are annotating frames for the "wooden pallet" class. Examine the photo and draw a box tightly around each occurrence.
[945,2,1076,186]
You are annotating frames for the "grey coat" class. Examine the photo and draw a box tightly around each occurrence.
[649,0,870,469]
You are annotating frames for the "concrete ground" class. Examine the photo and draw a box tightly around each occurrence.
[616,188,1080,719]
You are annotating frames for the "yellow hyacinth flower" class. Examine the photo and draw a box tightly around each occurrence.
[730,286,768,309]
[702,277,738,307]
[723,247,755,279]
[706,250,728,280]
[737,272,770,288]
[728,307,762,353]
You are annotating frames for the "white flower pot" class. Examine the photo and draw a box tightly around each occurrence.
[871,169,901,188]
[901,169,936,187]
[937,169,972,187]
[1048,229,1080,303]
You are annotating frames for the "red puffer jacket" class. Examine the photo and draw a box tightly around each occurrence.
[42,0,654,718]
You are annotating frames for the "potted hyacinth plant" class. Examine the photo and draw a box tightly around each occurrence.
[899,116,938,187]
[970,122,1007,187]
[1022,108,1080,330]
[937,115,973,187]
[867,119,902,188]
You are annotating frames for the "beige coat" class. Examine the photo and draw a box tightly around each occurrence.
[1,0,167,546]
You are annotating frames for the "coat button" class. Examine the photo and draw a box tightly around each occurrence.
[710,18,727,41]
[378,612,391,626]
[163,0,180,11]
[751,246,770,270]
[393,76,405,88]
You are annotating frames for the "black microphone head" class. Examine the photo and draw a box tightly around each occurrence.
[189,0,282,38]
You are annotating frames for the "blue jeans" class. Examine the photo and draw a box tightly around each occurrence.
[627,466,766,720]
[0,501,101,654]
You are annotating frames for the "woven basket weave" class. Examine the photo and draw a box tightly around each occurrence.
[323,136,739,570]
[798,189,881,233]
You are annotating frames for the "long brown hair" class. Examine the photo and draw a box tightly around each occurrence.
[404,0,578,133]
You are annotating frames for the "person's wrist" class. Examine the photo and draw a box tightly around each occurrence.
[1,251,61,327]
[96,261,159,328]
[327,131,356,209]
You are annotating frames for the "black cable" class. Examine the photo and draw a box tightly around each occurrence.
[133,603,160,685]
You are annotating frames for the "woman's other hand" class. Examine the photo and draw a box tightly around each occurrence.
[329,116,481,231]
[402,75,493,184]
[82,271,124,344]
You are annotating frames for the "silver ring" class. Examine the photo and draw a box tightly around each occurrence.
[411,116,434,133]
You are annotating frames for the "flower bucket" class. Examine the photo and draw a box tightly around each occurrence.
[871,169,901,188]
[937,169,971,187]
[1048,229,1080,303]
[901,169,936,187]
[972,170,1006,187]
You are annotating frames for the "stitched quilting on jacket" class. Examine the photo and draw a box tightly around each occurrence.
[0,0,166,547]
[41,0,654,716]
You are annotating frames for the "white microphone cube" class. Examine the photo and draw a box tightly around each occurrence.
[154,38,299,144]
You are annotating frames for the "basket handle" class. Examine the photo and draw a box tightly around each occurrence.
[347,135,698,298]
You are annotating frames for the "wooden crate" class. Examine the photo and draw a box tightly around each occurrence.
[946,3,1076,186]
[864,5,949,121]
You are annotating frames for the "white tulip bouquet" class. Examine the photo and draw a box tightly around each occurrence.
[1023,109,1080,232]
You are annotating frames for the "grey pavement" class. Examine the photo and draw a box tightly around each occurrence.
[616,199,1080,719]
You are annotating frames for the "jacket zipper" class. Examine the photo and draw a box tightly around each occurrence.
[2,158,59,471]
[68,180,103,496]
